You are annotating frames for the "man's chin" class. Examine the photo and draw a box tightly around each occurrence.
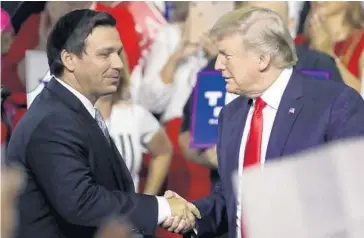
[225,86,239,95]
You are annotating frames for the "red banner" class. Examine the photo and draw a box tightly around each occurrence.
[119,1,167,58]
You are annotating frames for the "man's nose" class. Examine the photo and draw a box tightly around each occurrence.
[215,54,225,71]
[111,53,124,70]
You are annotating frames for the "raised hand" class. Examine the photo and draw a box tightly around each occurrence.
[162,190,201,234]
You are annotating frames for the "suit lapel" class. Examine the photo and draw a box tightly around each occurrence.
[109,140,135,192]
[47,78,133,191]
[225,98,251,178]
[266,70,304,160]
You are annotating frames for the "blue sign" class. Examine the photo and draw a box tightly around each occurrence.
[190,70,226,148]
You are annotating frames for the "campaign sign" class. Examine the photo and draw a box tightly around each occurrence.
[300,69,330,80]
[190,71,226,148]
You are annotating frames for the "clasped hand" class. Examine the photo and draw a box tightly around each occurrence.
[162,190,201,234]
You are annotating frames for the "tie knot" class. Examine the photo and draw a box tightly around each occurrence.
[255,97,266,112]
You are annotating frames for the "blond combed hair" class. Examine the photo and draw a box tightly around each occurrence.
[210,6,298,69]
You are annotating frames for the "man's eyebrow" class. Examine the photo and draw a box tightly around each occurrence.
[97,46,123,53]
[218,50,228,55]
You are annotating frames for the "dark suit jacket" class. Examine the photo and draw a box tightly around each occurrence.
[6,79,158,238]
[295,44,343,83]
[193,69,364,238]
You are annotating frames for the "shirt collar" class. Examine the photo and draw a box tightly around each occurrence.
[54,77,96,119]
[259,67,293,110]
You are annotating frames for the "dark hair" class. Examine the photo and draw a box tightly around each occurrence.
[46,9,116,77]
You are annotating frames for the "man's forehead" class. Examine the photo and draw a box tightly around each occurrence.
[85,27,122,48]
[216,33,242,47]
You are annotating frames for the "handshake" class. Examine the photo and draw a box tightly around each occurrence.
[162,190,201,234]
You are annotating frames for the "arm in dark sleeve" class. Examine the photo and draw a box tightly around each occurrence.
[190,108,228,237]
[327,86,364,140]
[26,113,158,235]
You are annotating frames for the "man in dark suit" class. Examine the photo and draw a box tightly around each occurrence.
[6,9,200,238]
[162,6,364,238]
[178,1,343,203]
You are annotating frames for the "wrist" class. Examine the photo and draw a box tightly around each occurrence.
[170,52,182,62]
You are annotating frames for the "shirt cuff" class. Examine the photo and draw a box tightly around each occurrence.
[193,227,198,236]
[156,196,172,224]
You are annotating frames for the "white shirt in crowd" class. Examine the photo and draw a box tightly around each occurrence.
[54,77,171,225]
[132,23,208,123]
[104,102,161,191]
[235,68,293,238]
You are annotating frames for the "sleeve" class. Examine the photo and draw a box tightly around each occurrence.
[26,113,159,235]
[191,107,228,237]
[180,92,193,133]
[137,26,176,114]
[327,86,364,140]
[136,105,161,148]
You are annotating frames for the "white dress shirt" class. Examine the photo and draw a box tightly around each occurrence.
[235,68,293,238]
[54,78,171,224]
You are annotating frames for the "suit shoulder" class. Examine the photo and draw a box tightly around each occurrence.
[299,72,357,99]
[297,45,334,60]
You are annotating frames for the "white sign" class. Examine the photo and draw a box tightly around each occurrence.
[25,50,51,107]
[236,137,364,238]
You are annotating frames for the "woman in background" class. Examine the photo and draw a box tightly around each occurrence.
[135,1,210,123]
[95,53,172,195]
[304,1,364,92]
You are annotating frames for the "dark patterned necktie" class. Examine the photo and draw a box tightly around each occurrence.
[95,108,110,144]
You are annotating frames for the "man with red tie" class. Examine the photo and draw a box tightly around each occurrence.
[161,6,364,238]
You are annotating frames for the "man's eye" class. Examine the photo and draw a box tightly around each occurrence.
[226,55,232,60]
[99,52,110,57]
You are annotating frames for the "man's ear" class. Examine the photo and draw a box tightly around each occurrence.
[60,49,76,73]
[258,53,271,72]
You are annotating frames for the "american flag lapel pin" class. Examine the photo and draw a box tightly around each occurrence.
[289,108,295,114]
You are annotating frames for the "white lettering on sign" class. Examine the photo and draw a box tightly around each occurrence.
[204,91,224,125]
[204,92,239,125]
[205,91,223,106]
[213,106,222,118]
[208,118,219,125]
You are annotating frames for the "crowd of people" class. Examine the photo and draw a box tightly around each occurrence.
[1,1,363,238]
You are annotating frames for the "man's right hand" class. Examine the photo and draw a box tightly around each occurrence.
[167,195,200,219]
[163,191,201,234]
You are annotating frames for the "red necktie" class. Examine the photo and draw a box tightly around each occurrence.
[241,97,266,238]
[243,97,266,167]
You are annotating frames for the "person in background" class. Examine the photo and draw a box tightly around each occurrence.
[179,1,344,172]
[303,2,364,91]
[1,8,14,56]
[135,1,210,123]
[95,52,173,196]
[2,1,92,93]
